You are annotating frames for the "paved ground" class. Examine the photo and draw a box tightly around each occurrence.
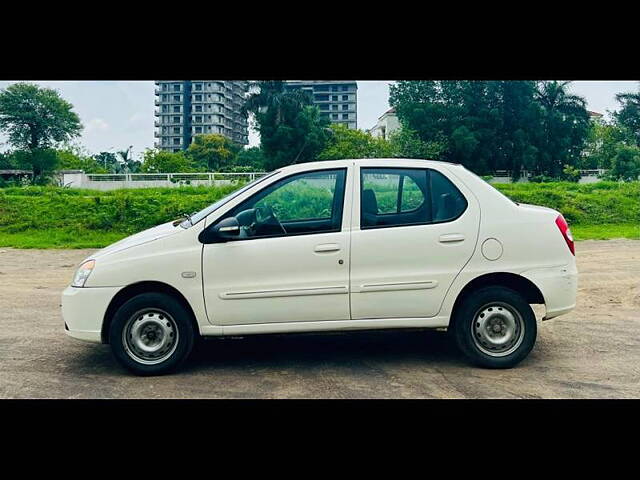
[0,239,639,398]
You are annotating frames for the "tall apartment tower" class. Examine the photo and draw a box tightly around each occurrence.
[285,81,358,129]
[154,80,249,152]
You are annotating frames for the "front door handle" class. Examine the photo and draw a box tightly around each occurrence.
[314,243,341,253]
[439,234,465,243]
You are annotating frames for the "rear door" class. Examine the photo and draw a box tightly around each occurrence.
[349,164,479,319]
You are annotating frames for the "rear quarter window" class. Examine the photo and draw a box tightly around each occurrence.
[430,169,467,222]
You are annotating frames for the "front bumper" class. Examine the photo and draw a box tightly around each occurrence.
[520,264,578,321]
[61,285,122,343]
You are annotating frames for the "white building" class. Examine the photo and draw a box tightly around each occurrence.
[368,107,401,140]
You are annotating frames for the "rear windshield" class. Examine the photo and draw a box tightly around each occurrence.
[456,165,519,206]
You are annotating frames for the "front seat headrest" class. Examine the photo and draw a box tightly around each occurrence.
[362,189,378,215]
[361,189,379,227]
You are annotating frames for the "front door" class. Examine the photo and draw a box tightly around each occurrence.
[349,165,479,319]
[202,168,352,326]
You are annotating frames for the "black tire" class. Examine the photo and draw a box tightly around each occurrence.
[109,292,195,376]
[453,286,536,369]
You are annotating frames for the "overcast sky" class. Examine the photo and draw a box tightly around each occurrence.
[0,80,637,158]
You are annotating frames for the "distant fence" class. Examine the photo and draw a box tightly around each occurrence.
[60,171,267,190]
[51,168,609,189]
[489,169,607,184]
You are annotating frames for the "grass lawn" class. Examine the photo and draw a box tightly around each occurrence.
[571,223,639,241]
[0,229,128,249]
[0,223,637,249]
[1,183,637,248]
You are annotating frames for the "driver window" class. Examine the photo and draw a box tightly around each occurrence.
[228,168,347,239]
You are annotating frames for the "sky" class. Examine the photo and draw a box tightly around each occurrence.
[0,80,637,159]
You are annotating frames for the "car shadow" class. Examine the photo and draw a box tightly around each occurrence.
[184,329,466,373]
[65,329,467,377]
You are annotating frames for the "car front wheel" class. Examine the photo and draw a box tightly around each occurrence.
[453,286,537,368]
[109,292,195,376]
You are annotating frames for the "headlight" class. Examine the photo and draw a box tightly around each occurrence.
[72,260,96,287]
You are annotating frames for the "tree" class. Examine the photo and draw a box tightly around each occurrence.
[317,124,394,160]
[389,80,589,179]
[0,150,16,169]
[140,149,197,173]
[388,128,445,160]
[11,149,58,182]
[242,80,312,126]
[185,134,241,171]
[614,85,640,145]
[243,81,331,170]
[533,81,589,177]
[114,147,141,173]
[561,164,581,182]
[56,145,108,173]
[607,144,640,181]
[0,83,82,179]
[493,81,540,180]
[581,120,631,169]
[235,146,266,170]
[389,81,541,178]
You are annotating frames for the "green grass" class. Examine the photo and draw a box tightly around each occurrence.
[492,181,640,225]
[0,182,637,248]
[0,229,129,249]
[571,223,639,241]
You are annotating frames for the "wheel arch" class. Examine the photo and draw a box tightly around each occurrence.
[449,272,545,328]
[101,281,200,344]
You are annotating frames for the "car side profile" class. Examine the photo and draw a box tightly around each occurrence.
[62,159,578,375]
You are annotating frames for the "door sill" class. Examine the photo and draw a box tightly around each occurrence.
[200,316,449,337]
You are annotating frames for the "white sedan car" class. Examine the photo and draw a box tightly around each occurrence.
[62,159,578,375]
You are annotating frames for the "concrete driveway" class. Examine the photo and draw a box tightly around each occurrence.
[0,239,638,398]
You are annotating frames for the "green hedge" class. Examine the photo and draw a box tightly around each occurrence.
[492,181,639,225]
[0,181,637,248]
[0,185,241,236]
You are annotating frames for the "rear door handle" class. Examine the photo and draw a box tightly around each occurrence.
[314,243,341,253]
[439,234,465,243]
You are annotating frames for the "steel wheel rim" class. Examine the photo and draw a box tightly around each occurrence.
[471,302,525,357]
[122,308,179,365]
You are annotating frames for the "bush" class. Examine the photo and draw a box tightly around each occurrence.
[561,164,581,182]
[0,181,638,248]
[493,181,640,225]
[607,145,640,181]
[529,174,557,183]
[0,184,244,238]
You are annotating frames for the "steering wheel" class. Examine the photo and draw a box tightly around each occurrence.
[253,205,286,235]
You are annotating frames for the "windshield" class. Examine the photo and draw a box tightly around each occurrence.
[181,172,278,228]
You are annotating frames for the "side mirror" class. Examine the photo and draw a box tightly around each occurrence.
[199,217,240,244]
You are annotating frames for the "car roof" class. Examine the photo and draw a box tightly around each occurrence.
[278,158,462,173]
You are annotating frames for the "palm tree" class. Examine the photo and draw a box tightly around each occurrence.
[114,146,140,173]
[615,82,640,109]
[614,83,640,143]
[534,81,587,118]
[534,81,589,176]
[242,81,312,126]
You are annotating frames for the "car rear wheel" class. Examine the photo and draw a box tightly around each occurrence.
[453,286,537,368]
[109,292,195,376]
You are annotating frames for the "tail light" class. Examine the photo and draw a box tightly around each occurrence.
[555,214,575,256]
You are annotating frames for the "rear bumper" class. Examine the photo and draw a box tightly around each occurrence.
[520,264,578,320]
[61,285,121,343]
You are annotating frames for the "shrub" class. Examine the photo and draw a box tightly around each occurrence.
[0,184,244,237]
[0,181,638,248]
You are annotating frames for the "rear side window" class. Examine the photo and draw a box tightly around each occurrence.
[430,170,467,222]
[360,168,467,229]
